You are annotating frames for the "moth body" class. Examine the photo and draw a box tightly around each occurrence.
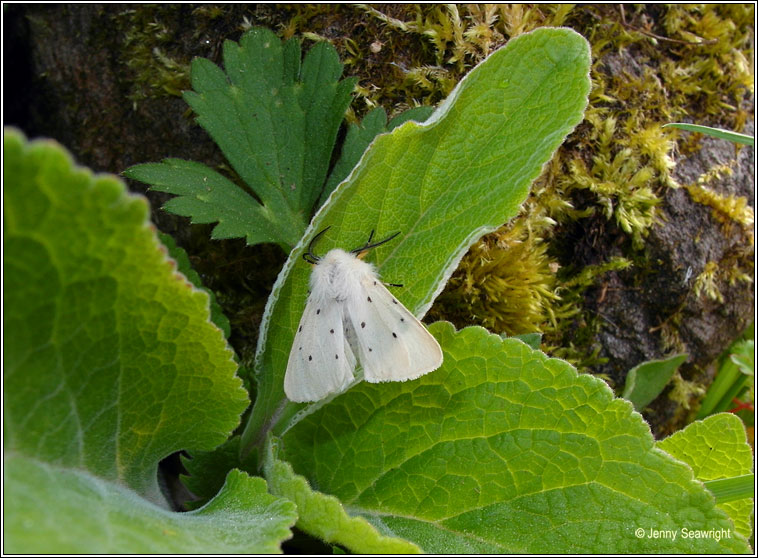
[284,247,443,402]
[309,249,373,302]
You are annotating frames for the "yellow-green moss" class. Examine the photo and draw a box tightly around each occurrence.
[348,4,753,371]
[116,6,192,104]
[114,5,753,377]
[693,261,726,303]
[427,222,565,336]
[668,371,707,411]
[686,165,755,233]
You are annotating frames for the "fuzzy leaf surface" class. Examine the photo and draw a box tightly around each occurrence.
[243,27,593,453]
[276,323,750,553]
[319,106,435,206]
[5,459,296,553]
[2,129,293,552]
[264,436,421,553]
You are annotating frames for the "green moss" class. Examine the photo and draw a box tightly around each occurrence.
[428,223,563,336]
[693,261,725,303]
[693,255,754,305]
[116,6,192,104]
[668,371,707,411]
[686,168,755,232]
[113,5,753,379]
[560,114,663,250]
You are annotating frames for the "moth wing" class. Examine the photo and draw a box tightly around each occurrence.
[347,278,443,382]
[284,297,356,402]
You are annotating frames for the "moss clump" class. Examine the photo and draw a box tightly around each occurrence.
[116,6,192,103]
[560,115,665,250]
[428,222,563,336]
[693,261,725,303]
[686,165,755,234]
[113,4,753,386]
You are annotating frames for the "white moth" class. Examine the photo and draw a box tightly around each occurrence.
[284,228,443,402]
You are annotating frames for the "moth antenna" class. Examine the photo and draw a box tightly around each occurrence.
[351,230,401,256]
[303,226,331,264]
[385,282,403,288]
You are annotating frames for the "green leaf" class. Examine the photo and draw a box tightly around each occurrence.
[242,26,593,456]
[386,106,436,131]
[662,123,754,146]
[181,436,247,510]
[125,27,357,249]
[510,332,543,350]
[157,231,231,338]
[264,435,421,553]
[296,40,360,211]
[657,413,754,540]
[697,339,754,419]
[4,457,296,553]
[704,475,755,504]
[319,106,434,206]
[729,339,754,376]
[274,323,749,553]
[125,159,300,247]
[2,129,293,551]
[621,353,687,411]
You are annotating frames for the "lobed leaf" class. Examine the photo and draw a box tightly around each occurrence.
[125,28,357,249]
[125,159,300,246]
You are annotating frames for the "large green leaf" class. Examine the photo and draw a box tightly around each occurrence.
[271,323,750,553]
[5,459,295,553]
[264,437,421,553]
[657,413,754,540]
[3,129,294,552]
[242,27,592,455]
